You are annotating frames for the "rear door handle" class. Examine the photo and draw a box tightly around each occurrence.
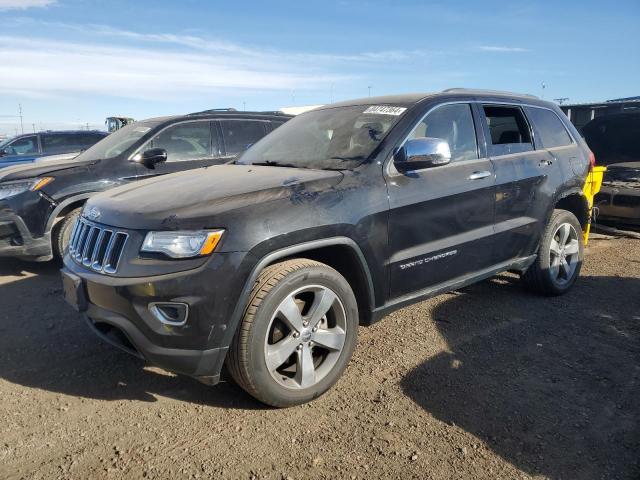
[539,159,553,167]
[468,171,492,180]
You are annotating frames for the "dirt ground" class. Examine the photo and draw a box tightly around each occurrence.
[1,235,638,480]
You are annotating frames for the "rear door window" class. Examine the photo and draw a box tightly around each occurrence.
[220,120,267,156]
[148,121,214,162]
[42,133,84,154]
[526,108,573,149]
[482,105,533,156]
[78,133,105,150]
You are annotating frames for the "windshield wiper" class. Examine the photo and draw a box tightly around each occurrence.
[328,156,365,162]
[251,161,306,169]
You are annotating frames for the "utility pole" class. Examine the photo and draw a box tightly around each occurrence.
[368,85,372,97]
[86,122,90,130]
[18,104,24,134]
[243,101,246,111]
[330,84,334,103]
[32,123,36,133]
[541,81,546,100]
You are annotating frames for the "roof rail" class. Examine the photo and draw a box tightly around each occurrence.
[187,108,291,117]
[189,108,237,115]
[442,88,539,99]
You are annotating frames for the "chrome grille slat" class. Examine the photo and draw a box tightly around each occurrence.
[75,224,90,261]
[68,220,80,254]
[70,217,128,274]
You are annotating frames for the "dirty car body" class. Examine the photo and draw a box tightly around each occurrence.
[61,90,592,402]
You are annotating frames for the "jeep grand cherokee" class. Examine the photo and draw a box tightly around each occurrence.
[61,89,593,407]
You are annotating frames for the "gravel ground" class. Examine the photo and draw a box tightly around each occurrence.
[1,235,638,480]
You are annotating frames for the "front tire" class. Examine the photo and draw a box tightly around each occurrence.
[227,259,358,407]
[53,207,82,260]
[523,209,584,296]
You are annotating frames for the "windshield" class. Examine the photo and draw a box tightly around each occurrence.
[0,137,13,150]
[238,105,407,170]
[75,121,161,161]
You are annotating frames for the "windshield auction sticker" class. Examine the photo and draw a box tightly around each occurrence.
[364,105,407,116]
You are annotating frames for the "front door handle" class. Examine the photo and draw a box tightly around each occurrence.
[468,171,492,180]
[539,159,553,167]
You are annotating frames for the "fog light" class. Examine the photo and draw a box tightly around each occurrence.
[149,302,189,326]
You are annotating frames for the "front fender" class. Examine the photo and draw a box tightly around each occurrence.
[219,236,376,348]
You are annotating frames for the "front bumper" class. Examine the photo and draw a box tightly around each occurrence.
[62,249,251,383]
[595,185,640,226]
[0,211,52,260]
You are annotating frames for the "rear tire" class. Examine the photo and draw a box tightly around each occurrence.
[523,209,584,296]
[53,207,82,259]
[227,258,358,407]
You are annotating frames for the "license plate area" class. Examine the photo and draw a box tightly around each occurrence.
[61,269,87,312]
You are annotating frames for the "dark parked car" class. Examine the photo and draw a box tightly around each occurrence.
[585,112,640,226]
[0,111,291,261]
[0,130,108,168]
[61,90,592,407]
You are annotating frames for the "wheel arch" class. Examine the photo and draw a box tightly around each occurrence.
[228,238,376,343]
[45,193,94,233]
[553,189,590,230]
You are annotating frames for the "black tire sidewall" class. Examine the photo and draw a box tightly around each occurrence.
[537,210,584,295]
[244,265,358,407]
[54,208,82,259]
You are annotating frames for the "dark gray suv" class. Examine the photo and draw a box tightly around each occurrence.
[62,89,593,407]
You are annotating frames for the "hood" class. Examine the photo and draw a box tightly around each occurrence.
[603,161,640,188]
[0,156,97,182]
[606,161,640,171]
[86,164,344,230]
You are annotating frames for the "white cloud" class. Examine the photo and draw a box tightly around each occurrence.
[0,0,55,11]
[0,27,429,100]
[477,45,530,53]
[0,36,354,100]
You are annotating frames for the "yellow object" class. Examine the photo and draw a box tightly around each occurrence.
[199,230,225,255]
[30,177,54,191]
[582,166,606,245]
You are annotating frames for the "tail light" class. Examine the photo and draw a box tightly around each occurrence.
[588,150,596,172]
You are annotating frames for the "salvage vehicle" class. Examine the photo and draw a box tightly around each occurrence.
[0,111,291,261]
[0,130,108,168]
[585,112,640,226]
[61,90,593,407]
[594,162,640,226]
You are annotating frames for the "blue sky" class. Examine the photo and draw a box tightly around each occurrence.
[0,0,638,136]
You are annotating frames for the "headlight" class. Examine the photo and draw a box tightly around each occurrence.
[0,177,53,201]
[141,230,224,259]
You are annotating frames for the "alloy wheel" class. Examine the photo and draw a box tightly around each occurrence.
[264,285,347,390]
[548,222,580,286]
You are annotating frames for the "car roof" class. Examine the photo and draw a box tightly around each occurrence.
[142,111,293,124]
[317,89,546,110]
[10,130,107,138]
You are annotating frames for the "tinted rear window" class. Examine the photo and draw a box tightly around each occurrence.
[526,108,573,149]
[220,120,267,156]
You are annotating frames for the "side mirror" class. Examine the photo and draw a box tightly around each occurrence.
[0,148,10,157]
[395,137,451,172]
[133,148,167,169]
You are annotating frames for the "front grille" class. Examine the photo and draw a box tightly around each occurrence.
[68,217,128,274]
